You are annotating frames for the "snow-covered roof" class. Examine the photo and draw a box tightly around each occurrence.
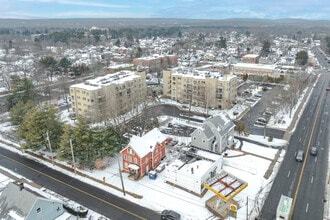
[168,158,214,177]
[243,54,259,58]
[126,128,167,158]
[172,68,236,81]
[70,71,140,90]
[233,63,276,70]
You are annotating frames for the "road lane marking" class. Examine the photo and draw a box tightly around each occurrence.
[306,203,309,213]
[311,176,314,183]
[315,157,317,163]
[290,82,327,219]
[299,138,301,142]
[288,171,291,178]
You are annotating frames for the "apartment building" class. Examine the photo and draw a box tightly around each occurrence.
[163,69,237,110]
[231,63,279,77]
[70,70,147,122]
[133,54,178,71]
[242,54,260,63]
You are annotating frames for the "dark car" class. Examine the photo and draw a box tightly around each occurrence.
[161,210,181,220]
[310,147,318,156]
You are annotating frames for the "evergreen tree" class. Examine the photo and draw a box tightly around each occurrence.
[18,105,63,150]
[295,50,308,66]
[8,77,38,109]
[72,118,93,168]
[57,124,75,161]
[9,100,35,126]
[260,39,271,56]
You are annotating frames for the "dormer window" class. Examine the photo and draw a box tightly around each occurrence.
[128,148,135,155]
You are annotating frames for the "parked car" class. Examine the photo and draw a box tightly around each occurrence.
[326,87,330,91]
[263,111,273,116]
[295,150,305,162]
[161,210,181,220]
[257,117,267,124]
[310,147,318,156]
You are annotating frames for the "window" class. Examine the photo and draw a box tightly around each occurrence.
[124,155,127,161]
[36,208,41,213]
[202,139,206,143]
[128,148,135,155]
[134,158,137,164]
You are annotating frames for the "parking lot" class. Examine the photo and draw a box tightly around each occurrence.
[160,122,196,137]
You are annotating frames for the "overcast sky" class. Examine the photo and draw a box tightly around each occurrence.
[1,0,329,20]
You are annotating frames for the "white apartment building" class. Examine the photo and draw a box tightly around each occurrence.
[163,69,237,110]
[70,71,147,122]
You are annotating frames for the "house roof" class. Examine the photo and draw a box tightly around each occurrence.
[204,113,234,135]
[0,182,39,218]
[0,182,62,219]
[125,128,167,158]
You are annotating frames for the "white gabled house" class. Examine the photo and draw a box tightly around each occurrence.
[190,112,236,153]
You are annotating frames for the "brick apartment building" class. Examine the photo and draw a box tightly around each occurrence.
[133,54,178,71]
[242,54,260,63]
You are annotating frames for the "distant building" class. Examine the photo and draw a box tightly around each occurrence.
[163,69,237,109]
[120,128,168,180]
[70,70,147,122]
[231,63,279,77]
[0,182,66,220]
[106,63,134,73]
[242,54,260,63]
[190,113,236,153]
[133,54,178,71]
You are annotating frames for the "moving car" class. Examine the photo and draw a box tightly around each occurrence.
[310,147,318,156]
[295,150,304,162]
[161,210,181,220]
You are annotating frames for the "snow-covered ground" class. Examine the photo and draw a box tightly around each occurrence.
[1,78,328,220]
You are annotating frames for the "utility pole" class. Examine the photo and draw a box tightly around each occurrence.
[116,156,126,196]
[69,138,76,174]
[46,131,54,165]
[246,196,249,220]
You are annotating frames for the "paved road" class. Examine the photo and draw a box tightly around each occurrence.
[259,66,330,219]
[0,147,160,220]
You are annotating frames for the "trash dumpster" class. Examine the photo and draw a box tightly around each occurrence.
[148,171,157,180]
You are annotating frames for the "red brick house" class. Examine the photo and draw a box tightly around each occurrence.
[120,128,168,180]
